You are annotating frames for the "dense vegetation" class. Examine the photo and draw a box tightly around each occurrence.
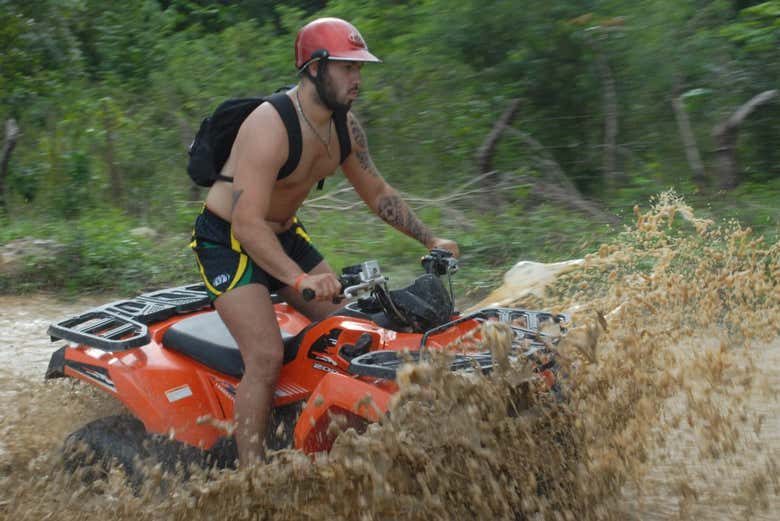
[0,0,778,295]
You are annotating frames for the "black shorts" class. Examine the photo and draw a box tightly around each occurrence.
[191,207,323,300]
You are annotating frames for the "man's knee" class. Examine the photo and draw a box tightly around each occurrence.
[241,342,284,382]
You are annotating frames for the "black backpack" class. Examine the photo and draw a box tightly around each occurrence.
[187,90,351,188]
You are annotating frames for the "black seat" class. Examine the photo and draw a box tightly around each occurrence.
[162,311,302,378]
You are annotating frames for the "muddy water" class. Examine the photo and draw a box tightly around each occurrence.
[0,295,126,466]
[1,193,778,520]
[0,294,109,379]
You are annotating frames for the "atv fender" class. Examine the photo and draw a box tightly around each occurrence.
[52,344,232,450]
[294,373,391,453]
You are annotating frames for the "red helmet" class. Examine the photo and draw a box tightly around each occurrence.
[294,17,381,70]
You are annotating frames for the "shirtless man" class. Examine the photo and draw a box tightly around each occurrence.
[191,17,458,464]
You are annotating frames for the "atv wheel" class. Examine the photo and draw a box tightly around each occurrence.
[63,415,149,488]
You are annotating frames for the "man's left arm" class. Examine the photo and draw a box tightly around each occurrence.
[341,113,459,257]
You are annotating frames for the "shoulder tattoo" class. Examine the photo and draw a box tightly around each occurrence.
[349,114,367,149]
[231,189,243,211]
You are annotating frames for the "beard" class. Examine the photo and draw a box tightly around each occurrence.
[313,61,353,113]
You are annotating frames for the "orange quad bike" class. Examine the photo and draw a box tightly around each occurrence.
[46,250,569,479]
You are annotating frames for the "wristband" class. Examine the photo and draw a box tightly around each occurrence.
[293,273,308,292]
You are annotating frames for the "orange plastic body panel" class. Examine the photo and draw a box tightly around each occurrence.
[59,303,500,453]
[294,372,392,452]
[63,320,243,448]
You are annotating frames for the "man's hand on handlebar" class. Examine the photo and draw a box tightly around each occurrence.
[298,273,341,302]
[429,237,459,258]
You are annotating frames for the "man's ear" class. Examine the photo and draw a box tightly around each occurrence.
[309,61,320,79]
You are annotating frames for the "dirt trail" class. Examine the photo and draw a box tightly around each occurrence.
[0,294,109,379]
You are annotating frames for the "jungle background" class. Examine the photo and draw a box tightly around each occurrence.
[1,0,778,296]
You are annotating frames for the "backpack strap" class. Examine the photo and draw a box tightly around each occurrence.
[333,109,352,164]
[264,93,302,181]
[311,109,351,190]
[262,93,352,190]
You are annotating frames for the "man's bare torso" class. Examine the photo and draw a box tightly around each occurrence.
[204,92,344,233]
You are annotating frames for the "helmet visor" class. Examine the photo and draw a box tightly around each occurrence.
[328,48,382,63]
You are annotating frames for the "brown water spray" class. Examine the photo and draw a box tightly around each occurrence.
[1,191,778,520]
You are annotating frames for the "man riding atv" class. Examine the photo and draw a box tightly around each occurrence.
[190,17,459,465]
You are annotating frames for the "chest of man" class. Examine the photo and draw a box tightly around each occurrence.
[265,128,345,218]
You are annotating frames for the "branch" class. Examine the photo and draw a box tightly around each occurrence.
[719,89,778,135]
[522,174,620,225]
[506,127,578,194]
[475,99,521,175]
[506,127,619,225]
[301,169,619,226]
[712,90,777,190]
[671,94,707,188]
[302,173,516,211]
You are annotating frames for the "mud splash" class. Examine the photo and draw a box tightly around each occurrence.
[1,191,778,520]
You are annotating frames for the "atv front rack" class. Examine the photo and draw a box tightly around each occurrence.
[420,307,569,349]
[48,283,211,351]
[349,308,569,380]
[348,349,496,380]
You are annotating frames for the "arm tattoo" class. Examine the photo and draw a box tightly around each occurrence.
[377,194,433,246]
[349,114,367,148]
[232,189,243,211]
[356,150,379,176]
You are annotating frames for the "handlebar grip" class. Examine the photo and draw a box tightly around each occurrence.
[302,288,343,304]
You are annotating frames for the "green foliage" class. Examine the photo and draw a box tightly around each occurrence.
[56,151,92,219]
[0,210,194,294]
[0,0,777,295]
[723,1,780,53]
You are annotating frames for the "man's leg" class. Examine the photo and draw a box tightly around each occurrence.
[214,283,283,465]
[278,259,343,321]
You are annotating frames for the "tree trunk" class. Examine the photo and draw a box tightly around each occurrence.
[476,99,521,175]
[671,95,708,189]
[595,51,619,190]
[1,118,21,212]
[712,89,777,191]
[101,104,123,206]
[475,99,521,204]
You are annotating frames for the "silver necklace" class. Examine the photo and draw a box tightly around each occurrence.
[295,89,332,158]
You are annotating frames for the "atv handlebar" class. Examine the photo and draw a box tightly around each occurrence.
[301,260,389,302]
[422,249,458,276]
[301,277,390,302]
[301,252,456,303]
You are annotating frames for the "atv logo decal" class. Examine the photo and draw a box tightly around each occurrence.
[165,385,193,403]
[65,360,116,393]
[313,362,339,374]
[212,377,306,400]
[213,379,236,401]
[348,31,366,49]
[275,383,308,398]
[312,354,338,366]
